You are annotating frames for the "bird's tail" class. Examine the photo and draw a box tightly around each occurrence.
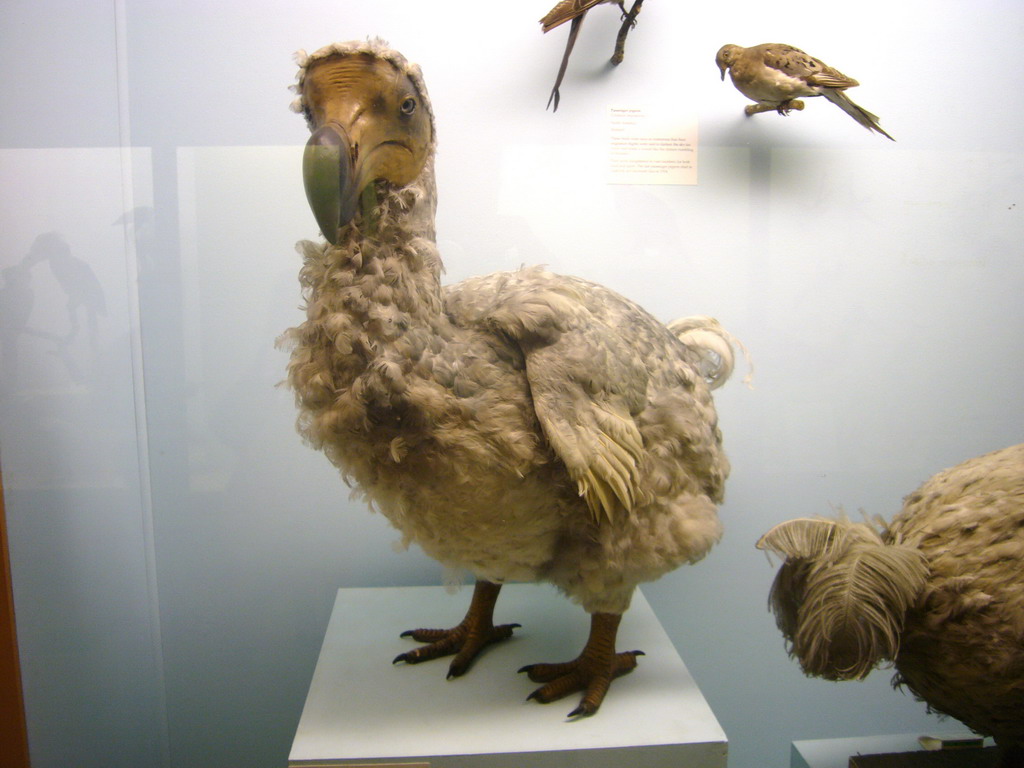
[756,515,928,680]
[668,315,752,390]
[822,89,895,141]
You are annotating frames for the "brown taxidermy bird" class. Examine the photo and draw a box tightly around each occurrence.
[540,0,645,111]
[715,43,894,140]
[758,445,1024,766]
[283,39,740,717]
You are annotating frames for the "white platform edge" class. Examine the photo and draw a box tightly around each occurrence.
[792,733,996,768]
[289,584,727,767]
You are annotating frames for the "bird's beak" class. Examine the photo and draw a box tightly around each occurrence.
[299,55,432,245]
[303,123,358,246]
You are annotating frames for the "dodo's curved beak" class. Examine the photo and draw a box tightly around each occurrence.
[300,53,432,244]
[303,123,357,244]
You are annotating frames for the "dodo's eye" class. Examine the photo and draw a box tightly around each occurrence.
[400,97,416,116]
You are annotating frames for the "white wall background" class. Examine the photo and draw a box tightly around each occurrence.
[1,1,1022,767]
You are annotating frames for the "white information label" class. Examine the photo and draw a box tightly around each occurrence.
[608,107,698,185]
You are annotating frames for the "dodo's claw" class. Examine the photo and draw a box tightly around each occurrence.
[520,612,643,717]
[393,581,518,676]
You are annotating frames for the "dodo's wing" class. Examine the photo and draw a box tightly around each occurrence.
[525,309,651,523]
[446,268,650,523]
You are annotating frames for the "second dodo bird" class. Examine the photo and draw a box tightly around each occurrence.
[758,444,1024,766]
[283,38,738,717]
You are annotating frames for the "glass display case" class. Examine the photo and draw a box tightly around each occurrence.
[1,2,1021,767]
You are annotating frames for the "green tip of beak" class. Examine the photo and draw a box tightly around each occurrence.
[303,125,357,245]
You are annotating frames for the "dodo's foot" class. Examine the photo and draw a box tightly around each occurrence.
[518,612,642,718]
[392,580,520,679]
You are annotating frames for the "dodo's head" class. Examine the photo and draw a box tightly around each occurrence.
[291,40,434,243]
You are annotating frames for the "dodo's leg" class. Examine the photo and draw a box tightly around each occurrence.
[519,612,643,717]
[393,580,520,679]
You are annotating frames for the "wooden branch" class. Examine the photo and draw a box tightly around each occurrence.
[611,0,644,65]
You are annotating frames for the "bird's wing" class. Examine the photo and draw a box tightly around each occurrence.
[760,44,859,89]
[446,268,650,523]
[540,0,608,32]
[524,315,649,523]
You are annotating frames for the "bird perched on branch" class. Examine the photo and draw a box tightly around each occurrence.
[758,444,1024,766]
[540,0,645,111]
[715,43,894,140]
[283,38,741,717]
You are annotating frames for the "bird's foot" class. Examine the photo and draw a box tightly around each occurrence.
[392,580,520,678]
[395,620,521,678]
[611,0,644,65]
[520,649,644,717]
[775,99,805,115]
[518,612,642,717]
[615,0,640,27]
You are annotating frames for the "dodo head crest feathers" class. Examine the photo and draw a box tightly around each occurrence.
[290,39,435,243]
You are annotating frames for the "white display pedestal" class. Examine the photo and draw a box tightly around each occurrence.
[289,584,727,767]
[792,733,993,768]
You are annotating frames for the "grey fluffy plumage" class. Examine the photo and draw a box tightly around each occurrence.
[282,39,740,716]
[284,39,736,615]
[759,445,1024,761]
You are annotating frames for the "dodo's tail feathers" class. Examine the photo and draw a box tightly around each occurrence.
[757,516,928,681]
[668,315,752,390]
